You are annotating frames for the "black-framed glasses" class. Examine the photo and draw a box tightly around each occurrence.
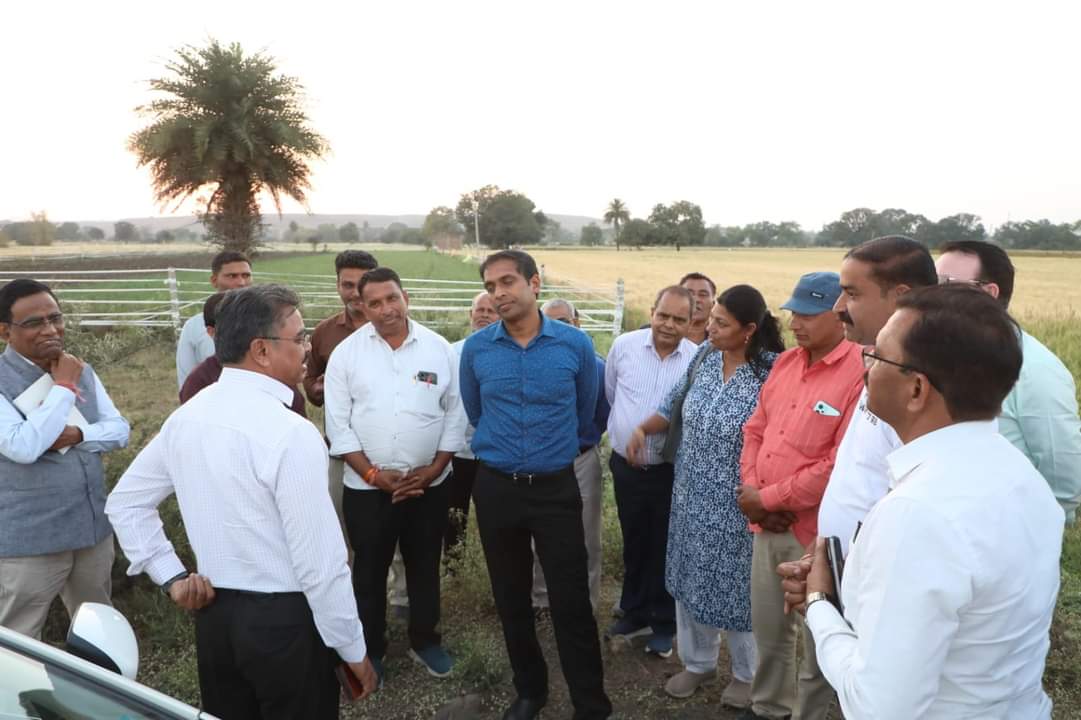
[258,332,311,346]
[10,312,64,330]
[861,348,935,387]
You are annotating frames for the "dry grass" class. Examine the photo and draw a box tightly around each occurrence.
[529,246,1081,321]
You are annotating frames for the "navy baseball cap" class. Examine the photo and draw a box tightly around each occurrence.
[781,271,842,315]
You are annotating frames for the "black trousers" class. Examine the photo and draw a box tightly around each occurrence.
[610,452,676,635]
[473,463,612,720]
[445,456,479,554]
[343,480,448,660]
[194,589,339,720]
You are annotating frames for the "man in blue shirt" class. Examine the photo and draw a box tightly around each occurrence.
[460,251,612,720]
[531,298,611,616]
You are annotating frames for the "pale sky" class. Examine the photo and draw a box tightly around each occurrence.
[3,0,1079,230]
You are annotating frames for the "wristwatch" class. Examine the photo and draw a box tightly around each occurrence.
[161,570,190,596]
[805,591,833,610]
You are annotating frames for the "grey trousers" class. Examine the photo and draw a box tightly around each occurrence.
[532,446,603,611]
[0,533,114,639]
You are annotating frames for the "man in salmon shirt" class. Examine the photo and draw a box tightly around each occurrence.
[736,272,864,720]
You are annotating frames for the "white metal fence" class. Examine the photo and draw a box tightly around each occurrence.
[0,267,625,337]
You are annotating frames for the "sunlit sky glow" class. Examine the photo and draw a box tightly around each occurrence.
[3,0,1079,230]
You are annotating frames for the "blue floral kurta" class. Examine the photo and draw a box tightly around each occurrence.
[661,345,775,631]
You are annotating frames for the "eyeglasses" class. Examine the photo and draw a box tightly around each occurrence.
[937,275,989,287]
[258,332,311,346]
[9,312,65,330]
[861,348,937,387]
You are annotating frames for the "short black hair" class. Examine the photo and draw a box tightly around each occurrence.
[895,284,1021,422]
[358,266,404,300]
[202,292,227,328]
[335,250,378,275]
[845,235,937,293]
[939,240,1015,309]
[479,250,539,282]
[211,250,251,275]
[679,272,716,296]
[652,285,694,316]
[0,279,57,323]
[214,285,300,364]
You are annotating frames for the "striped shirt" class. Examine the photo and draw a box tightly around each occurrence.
[604,328,697,465]
[106,368,366,662]
[740,340,865,547]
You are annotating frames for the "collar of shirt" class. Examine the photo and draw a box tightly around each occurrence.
[490,311,557,348]
[886,419,998,489]
[794,339,858,374]
[641,330,696,360]
[218,367,296,406]
[359,317,418,349]
[334,310,363,330]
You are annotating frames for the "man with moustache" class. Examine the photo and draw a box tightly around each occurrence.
[815,235,938,555]
[446,291,499,555]
[176,250,253,388]
[736,272,864,720]
[459,250,611,720]
[0,279,130,638]
[935,240,1081,525]
[603,285,697,655]
[793,286,1062,718]
[324,267,465,680]
[107,285,377,718]
[680,272,716,345]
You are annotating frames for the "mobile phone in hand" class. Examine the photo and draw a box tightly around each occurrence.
[335,663,365,702]
[824,535,845,613]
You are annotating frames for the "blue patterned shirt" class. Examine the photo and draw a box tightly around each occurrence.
[460,312,599,473]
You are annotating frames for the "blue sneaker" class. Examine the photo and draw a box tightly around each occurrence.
[409,645,454,678]
[644,632,673,658]
[605,617,651,640]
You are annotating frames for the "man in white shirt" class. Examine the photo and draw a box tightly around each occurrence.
[324,267,466,681]
[603,285,696,656]
[175,250,252,389]
[446,291,498,555]
[107,284,376,718]
[0,279,130,638]
[816,235,938,555]
[795,284,1063,719]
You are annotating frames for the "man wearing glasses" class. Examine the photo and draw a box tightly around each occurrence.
[0,279,130,638]
[178,292,307,415]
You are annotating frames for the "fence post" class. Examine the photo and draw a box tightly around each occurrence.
[612,278,625,337]
[167,267,181,340]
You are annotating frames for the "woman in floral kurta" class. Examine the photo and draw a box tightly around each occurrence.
[626,284,783,705]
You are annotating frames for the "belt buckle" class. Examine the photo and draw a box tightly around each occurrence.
[512,471,536,486]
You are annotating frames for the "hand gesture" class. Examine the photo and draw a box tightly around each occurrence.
[345,656,378,701]
[625,427,648,467]
[392,464,439,504]
[168,573,216,611]
[777,553,812,615]
[50,353,84,386]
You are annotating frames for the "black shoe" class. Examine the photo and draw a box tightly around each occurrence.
[735,709,788,720]
[501,695,547,720]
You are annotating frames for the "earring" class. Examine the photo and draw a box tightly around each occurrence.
[743,335,751,345]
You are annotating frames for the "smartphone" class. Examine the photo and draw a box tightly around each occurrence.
[335,663,365,702]
[824,535,845,613]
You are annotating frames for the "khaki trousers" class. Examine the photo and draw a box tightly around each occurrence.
[0,533,114,639]
[749,531,834,720]
[532,446,603,611]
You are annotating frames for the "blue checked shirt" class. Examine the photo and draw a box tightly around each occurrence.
[459,312,599,473]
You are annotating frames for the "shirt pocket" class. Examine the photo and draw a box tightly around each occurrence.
[789,408,845,457]
[404,369,447,419]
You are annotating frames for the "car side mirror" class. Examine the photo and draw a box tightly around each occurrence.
[65,602,140,680]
